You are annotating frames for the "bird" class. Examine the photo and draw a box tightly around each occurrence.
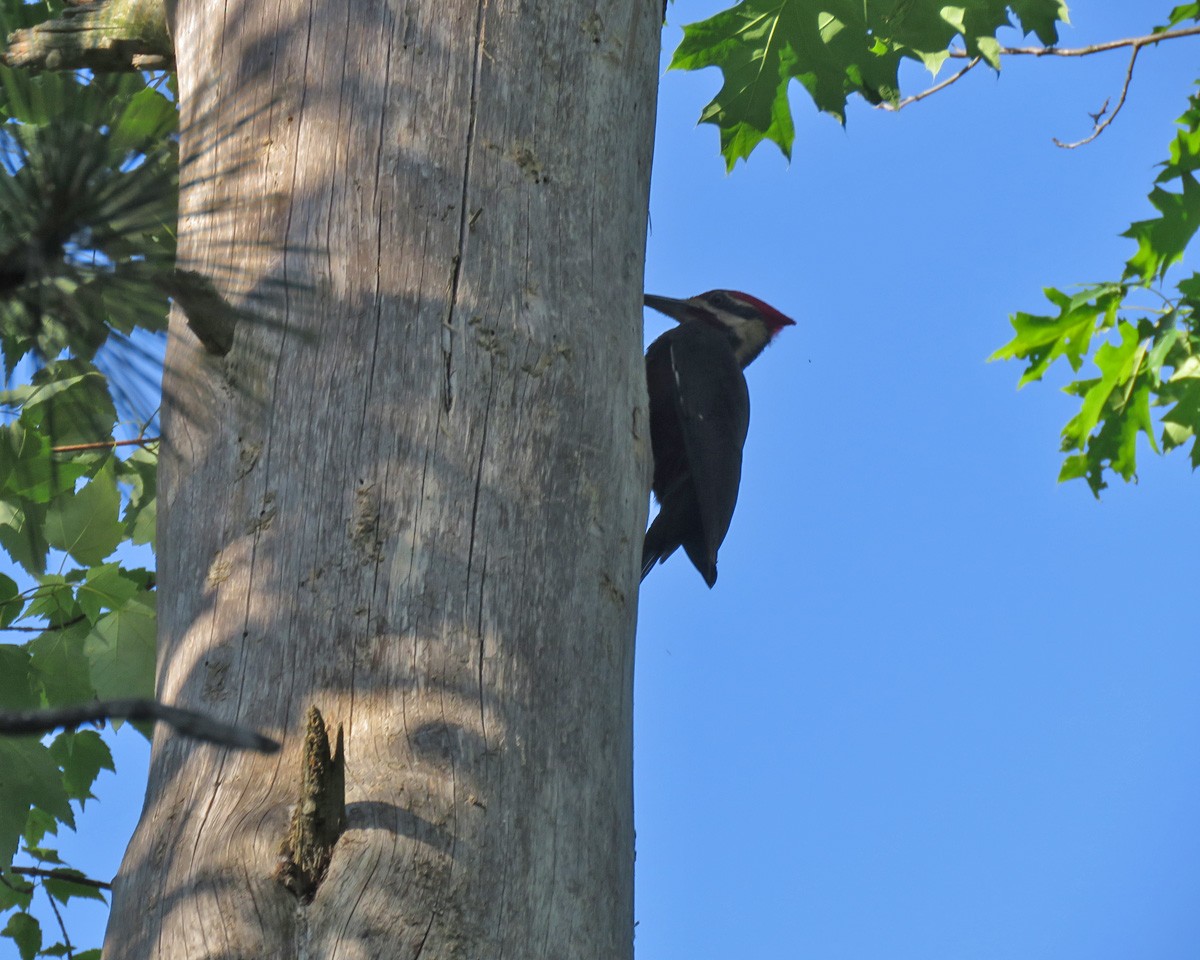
[641,289,794,587]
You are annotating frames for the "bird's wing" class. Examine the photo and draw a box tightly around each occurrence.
[666,323,750,565]
[646,334,688,499]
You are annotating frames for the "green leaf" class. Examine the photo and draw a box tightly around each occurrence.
[109,87,178,158]
[1056,453,1088,483]
[21,808,60,850]
[42,868,108,905]
[117,445,158,547]
[0,645,37,711]
[48,731,114,806]
[0,500,48,576]
[1123,173,1200,284]
[0,739,73,865]
[990,285,1123,385]
[21,806,65,849]
[85,595,156,704]
[668,0,1069,166]
[0,423,84,505]
[1156,90,1200,182]
[670,1,808,168]
[1009,0,1069,45]
[1160,4,1200,29]
[1161,355,1200,465]
[77,563,140,624]
[4,363,118,450]
[1177,271,1200,307]
[1060,323,1142,452]
[28,620,95,708]
[1051,323,1162,497]
[1116,383,1156,473]
[23,846,64,866]
[0,424,49,500]
[1,911,41,960]
[1144,326,1181,383]
[25,577,80,626]
[0,574,21,629]
[44,460,123,565]
[0,870,34,912]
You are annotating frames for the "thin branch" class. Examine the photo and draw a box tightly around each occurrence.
[944,23,1200,59]
[51,435,160,453]
[0,698,282,753]
[3,576,156,634]
[883,56,982,111]
[1,614,87,633]
[885,22,1200,142]
[9,867,112,891]
[1054,45,1140,148]
[139,405,162,437]
[42,882,75,960]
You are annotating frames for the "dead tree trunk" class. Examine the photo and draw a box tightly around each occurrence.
[104,0,659,955]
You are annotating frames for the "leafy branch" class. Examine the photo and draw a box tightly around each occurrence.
[937,22,1200,147]
[9,868,110,893]
[667,2,1200,167]
[0,53,174,960]
[1,613,87,633]
[50,437,160,454]
[887,24,1200,117]
[992,87,1200,494]
[943,22,1200,59]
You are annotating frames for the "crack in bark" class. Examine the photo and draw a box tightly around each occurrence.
[411,912,437,960]
[467,361,494,745]
[441,0,488,413]
[476,551,489,750]
[465,363,493,581]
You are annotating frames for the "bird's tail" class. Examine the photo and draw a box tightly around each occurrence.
[641,514,672,581]
[641,498,718,587]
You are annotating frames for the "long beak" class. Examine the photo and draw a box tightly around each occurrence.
[643,294,703,325]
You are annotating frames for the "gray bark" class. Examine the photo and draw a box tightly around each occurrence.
[103,0,659,956]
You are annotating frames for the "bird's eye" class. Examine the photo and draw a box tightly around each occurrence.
[707,291,732,308]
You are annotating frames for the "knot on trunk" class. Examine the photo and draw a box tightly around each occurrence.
[275,706,346,903]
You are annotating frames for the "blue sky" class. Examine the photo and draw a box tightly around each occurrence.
[636,3,1200,959]
[11,4,1200,958]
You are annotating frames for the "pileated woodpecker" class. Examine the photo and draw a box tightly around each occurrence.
[641,289,794,587]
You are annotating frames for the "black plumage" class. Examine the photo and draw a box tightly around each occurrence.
[639,290,794,588]
[641,319,749,587]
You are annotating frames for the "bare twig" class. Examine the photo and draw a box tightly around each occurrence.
[1,614,87,633]
[0,698,281,753]
[42,883,75,959]
[882,23,1200,143]
[884,56,982,111]
[50,436,160,453]
[944,23,1200,59]
[10,867,112,891]
[1053,46,1141,148]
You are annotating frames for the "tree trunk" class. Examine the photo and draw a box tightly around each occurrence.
[104,0,659,956]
